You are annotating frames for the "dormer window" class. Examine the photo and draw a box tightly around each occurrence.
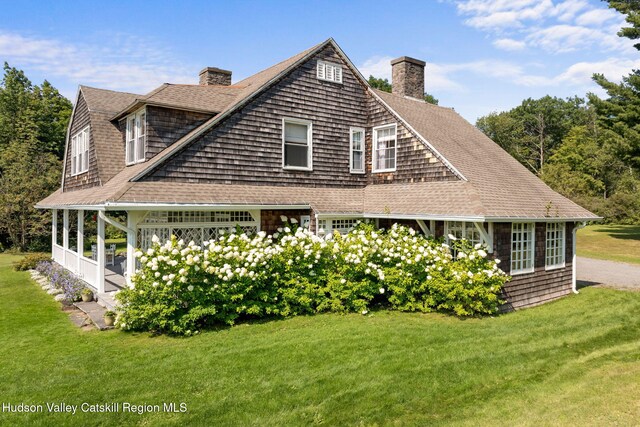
[126,109,146,165]
[70,126,90,176]
[317,60,343,84]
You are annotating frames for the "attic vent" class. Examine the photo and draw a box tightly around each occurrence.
[317,60,342,84]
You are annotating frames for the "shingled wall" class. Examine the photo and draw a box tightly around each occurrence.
[494,222,574,310]
[145,106,212,160]
[64,93,101,191]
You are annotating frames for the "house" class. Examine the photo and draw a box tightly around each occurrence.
[36,38,599,309]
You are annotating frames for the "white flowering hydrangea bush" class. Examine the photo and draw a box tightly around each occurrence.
[116,221,509,335]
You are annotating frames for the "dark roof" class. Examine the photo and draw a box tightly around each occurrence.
[78,86,138,182]
[372,89,597,219]
[42,40,599,221]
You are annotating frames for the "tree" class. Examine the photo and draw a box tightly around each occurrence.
[0,63,70,250]
[367,75,439,104]
[476,96,589,174]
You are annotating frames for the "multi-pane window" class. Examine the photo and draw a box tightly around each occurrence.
[316,60,343,84]
[283,118,312,170]
[373,124,397,172]
[350,127,365,173]
[546,222,565,269]
[317,218,360,236]
[126,109,146,165]
[445,221,483,246]
[70,126,90,176]
[511,223,535,274]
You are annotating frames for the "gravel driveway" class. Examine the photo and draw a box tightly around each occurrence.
[577,256,640,290]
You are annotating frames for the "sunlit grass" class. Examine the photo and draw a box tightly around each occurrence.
[1,254,639,426]
[577,224,640,264]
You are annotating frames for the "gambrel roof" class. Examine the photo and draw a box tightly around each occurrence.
[39,39,599,221]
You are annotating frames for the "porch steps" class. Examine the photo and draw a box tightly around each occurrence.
[73,301,113,330]
[96,292,118,311]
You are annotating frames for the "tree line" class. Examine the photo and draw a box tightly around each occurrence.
[0,63,71,251]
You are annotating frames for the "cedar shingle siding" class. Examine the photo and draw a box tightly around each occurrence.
[146,45,454,187]
[145,106,212,160]
[64,93,101,191]
[494,222,574,309]
[367,96,457,184]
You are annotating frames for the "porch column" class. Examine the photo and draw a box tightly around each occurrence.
[96,211,105,293]
[63,209,69,266]
[51,209,57,258]
[77,210,84,274]
[126,211,145,284]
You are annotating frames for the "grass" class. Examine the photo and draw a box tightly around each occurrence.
[577,224,640,265]
[1,254,640,426]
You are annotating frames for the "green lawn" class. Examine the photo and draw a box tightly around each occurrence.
[577,224,640,265]
[1,255,640,426]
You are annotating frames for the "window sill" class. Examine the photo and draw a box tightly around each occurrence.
[545,263,566,271]
[350,169,365,174]
[510,267,535,276]
[70,170,88,177]
[372,168,396,173]
[126,159,146,166]
[283,166,313,172]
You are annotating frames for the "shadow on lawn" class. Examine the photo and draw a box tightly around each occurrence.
[593,226,640,241]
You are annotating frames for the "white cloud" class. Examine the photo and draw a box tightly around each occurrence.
[454,0,632,55]
[575,8,619,27]
[358,55,394,80]
[0,31,195,96]
[526,24,635,54]
[493,38,527,51]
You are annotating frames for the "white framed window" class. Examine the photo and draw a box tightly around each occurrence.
[126,108,146,165]
[545,222,565,269]
[373,123,397,172]
[316,60,343,84]
[300,215,311,229]
[511,223,535,275]
[317,218,361,237]
[445,221,483,246]
[350,127,365,173]
[70,126,90,176]
[282,118,312,171]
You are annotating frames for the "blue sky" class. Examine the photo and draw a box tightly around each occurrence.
[0,0,635,122]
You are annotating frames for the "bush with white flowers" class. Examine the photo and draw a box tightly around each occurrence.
[116,221,509,335]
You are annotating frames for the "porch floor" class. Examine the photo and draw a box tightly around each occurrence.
[104,256,126,292]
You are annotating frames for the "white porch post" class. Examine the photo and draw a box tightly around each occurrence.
[96,211,105,293]
[572,222,586,294]
[51,209,57,257]
[63,209,69,266]
[77,209,84,274]
[126,211,145,285]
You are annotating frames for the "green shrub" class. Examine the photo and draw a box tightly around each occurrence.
[116,223,509,335]
[14,253,51,271]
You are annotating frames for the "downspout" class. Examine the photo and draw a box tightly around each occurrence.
[572,221,587,294]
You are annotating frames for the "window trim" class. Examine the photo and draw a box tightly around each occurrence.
[511,222,535,275]
[372,123,397,173]
[316,60,343,84]
[125,108,147,166]
[282,117,313,171]
[349,127,365,174]
[70,125,90,177]
[545,222,566,270]
[444,221,485,246]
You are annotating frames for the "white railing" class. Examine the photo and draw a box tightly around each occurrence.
[78,257,98,287]
[52,244,64,264]
[64,251,78,271]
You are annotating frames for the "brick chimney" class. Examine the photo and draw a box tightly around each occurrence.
[198,67,232,86]
[391,56,425,99]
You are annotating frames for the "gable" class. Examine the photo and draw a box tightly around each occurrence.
[64,91,100,191]
[145,44,370,187]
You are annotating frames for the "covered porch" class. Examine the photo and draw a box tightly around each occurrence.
[49,207,263,294]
